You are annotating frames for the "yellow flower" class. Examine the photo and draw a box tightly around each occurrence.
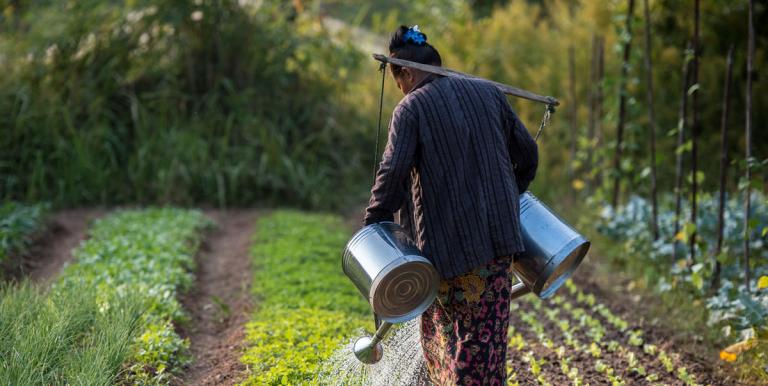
[758,276,768,290]
[719,351,737,362]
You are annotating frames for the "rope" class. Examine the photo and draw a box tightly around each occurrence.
[534,104,556,142]
[372,62,387,185]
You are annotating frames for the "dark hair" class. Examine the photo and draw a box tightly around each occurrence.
[388,25,442,77]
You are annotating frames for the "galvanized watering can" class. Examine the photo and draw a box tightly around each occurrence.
[342,192,590,364]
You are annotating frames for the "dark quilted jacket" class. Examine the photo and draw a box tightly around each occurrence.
[364,75,539,279]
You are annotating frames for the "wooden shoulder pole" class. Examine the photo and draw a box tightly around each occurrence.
[372,54,560,106]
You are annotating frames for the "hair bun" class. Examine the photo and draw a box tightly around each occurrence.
[403,25,427,45]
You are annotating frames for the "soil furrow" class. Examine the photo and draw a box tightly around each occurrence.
[178,210,258,386]
[24,209,104,283]
[510,300,610,385]
[562,286,728,385]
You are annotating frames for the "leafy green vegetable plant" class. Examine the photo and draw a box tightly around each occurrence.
[0,202,48,263]
[0,208,209,385]
[239,211,370,385]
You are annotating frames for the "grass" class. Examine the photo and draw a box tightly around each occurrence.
[0,281,143,385]
[0,208,210,385]
[240,211,370,385]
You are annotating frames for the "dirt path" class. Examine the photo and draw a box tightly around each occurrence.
[179,210,258,386]
[23,209,104,283]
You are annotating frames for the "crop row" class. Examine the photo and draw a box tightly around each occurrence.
[239,211,370,385]
[507,282,704,386]
[512,300,610,385]
[0,208,209,385]
[563,281,701,386]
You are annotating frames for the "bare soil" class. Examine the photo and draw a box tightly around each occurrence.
[17,209,104,283]
[570,261,745,384]
[178,210,258,386]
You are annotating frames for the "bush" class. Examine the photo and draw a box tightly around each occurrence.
[0,1,372,209]
[597,192,768,353]
[0,202,48,263]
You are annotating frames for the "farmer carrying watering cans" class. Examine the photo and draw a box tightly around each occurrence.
[364,25,539,385]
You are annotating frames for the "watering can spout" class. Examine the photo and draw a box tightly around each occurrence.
[352,321,393,364]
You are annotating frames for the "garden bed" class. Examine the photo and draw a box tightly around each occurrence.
[0,208,210,384]
[239,211,370,384]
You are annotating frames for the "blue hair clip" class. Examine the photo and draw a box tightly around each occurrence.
[404,25,426,45]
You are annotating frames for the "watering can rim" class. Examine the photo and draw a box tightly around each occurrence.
[369,255,439,323]
[528,236,590,297]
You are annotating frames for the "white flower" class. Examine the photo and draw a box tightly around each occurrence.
[191,10,203,21]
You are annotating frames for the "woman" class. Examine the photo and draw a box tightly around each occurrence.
[364,25,539,385]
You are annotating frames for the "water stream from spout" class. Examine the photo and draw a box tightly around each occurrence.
[317,319,430,385]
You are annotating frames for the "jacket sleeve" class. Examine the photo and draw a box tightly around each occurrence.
[502,96,539,193]
[364,104,418,225]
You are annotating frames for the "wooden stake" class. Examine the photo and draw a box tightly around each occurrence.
[611,0,636,208]
[673,51,691,263]
[595,37,605,188]
[642,0,659,240]
[689,0,701,265]
[712,46,734,290]
[744,0,755,292]
[568,46,578,182]
[587,34,599,182]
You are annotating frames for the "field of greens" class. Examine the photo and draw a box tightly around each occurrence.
[0,208,210,384]
[240,211,370,384]
[0,205,754,385]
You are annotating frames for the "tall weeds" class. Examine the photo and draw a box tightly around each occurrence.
[0,0,372,209]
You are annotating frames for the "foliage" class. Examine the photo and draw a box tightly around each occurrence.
[240,211,369,385]
[0,202,48,263]
[0,0,371,209]
[0,281,144,385]
[0,208,210,385]
[597,192,768,381]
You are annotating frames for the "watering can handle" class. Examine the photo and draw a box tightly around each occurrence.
[509,281,531,300]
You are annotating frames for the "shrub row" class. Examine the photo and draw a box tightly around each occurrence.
[240,211,370,384]
[0,208,210,385]
[0,202,48,263]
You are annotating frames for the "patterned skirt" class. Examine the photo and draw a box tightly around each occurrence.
[420,255,514,385]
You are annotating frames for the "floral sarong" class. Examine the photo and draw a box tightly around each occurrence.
[420,255,514,385]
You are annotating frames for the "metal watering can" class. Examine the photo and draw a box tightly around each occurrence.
[342,192,590,364]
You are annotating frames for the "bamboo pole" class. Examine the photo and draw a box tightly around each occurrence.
[744,0,755,292]
[587,34,599,183]
[595,37,605,188]
[611,0,636,208]
[673,53,691,263]
[568,46,578,181]
[372,54,560,106]
[689,0,701,265]
[642,0,659,240]
[712,46,734,290]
